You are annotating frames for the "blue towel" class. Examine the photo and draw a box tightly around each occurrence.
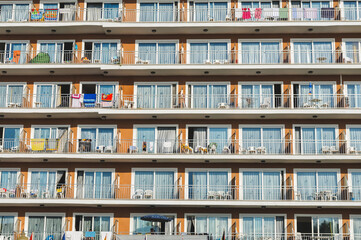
[83,94,96,107]
[85,232,96,238]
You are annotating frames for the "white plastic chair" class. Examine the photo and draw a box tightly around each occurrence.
[162,141,172,153]
[133,189,144,199]
[144,190,153,199]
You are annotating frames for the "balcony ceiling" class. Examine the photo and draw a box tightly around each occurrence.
[3,64,361,76]
[1,22,361,35]
[1,108,361,119]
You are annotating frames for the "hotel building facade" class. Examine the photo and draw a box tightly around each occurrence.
[0,1,361,240]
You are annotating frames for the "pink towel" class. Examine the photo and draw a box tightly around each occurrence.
[71,94,82,108]
[255,8,262,19]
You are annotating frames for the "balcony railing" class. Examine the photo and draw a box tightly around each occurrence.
[1,93,357,110]
[0,184,358,201]
[0,49,359,65]
[1,138,361,156]
[2,7,361,23]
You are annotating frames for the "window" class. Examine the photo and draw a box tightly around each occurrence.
[240,126,283,154]
[0,83,25,108]
[133,169,175,199]
[135,83,177,109]
[241,215,285,238]
[187,125,231,154]
[0,170,19,192]
[343,1,361,20]
[137,41,178,64]
[295,170,339,200]
[189,40,229,64]
[293,82,334,108]
[293,125,337,154]
[135,126,177,153]
[30,169,66,198]
[291,1,331,20]
[76,169,113,199]
[187,169,230,199]
[81,83,117,105]
[186,214,229,239]
[27,214,64,240]
[31,126,69,152]
[41,2,76,21]
[78,126,116,152]
[349,170,361,200]
[292,39,334,64]
[239,83,282,109]
[0,214,15,236]
[347,126,361,153]
[351,215,361,240]
[0,126,21,151]
[189,1,228,21]
[239,1,280,8]
[239,40,281,64]
[131,213,176,235]
[86,2,121,21]
[241,170,284,200]
[139,2,178,22]
[34,83,71,108]
[38,41,74,63]
[74,213,111,239]
[0,3,29,22]
[346,82,361,107]
[296,215,340,236]
[187,83,229,109]
[0,41,28,64]
[83,41,119,64]
[343,40,361,63]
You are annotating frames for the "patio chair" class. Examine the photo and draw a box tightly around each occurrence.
[0,188,8,198]
[144,190,153,199]
[330,146,338,154]
[162,141,172,153]
[104,145,114,153]
[207,191,217,199]
[322,146,330,154]
[133,189,144,199]
[129,146,138,154]
[260,97,271,108]
[96,145,105,153]
[348,146,357,154]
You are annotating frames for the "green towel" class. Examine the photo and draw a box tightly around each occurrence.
[29,52,50,63]
[279,8,288,19]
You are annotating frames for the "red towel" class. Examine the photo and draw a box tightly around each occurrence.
[255,8,262,19]
[242,8,251,19]
[101,93,113,102]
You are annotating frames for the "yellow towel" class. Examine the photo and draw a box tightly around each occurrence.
[31,139,46,151]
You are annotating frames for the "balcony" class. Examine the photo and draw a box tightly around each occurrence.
[0,93,360,119]
[2,49,361,76]
[1,7,361,35]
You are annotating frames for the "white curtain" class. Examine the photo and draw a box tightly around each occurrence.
[297,172,316,200]
[189,172,207,199]
[243,171,261,200]
[242,128,261,149]
[263,172,281,200]
[190,43,208,64]
[242,42,260,64]
[294,42,312,63]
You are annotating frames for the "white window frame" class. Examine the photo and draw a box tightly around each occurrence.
[239,124,285,150]
[0,2,31,21]
[237,0,281,8]
[187,0,231,22]
[25,212,66,237]
[237,81,283,109]
[33,82,73,108]
[0,83,26,107]
[340,0,361,19]
[342,39,361,63]
[237,39,283,64]
[185,168,231,199]
[346,124,361,151]
[0,125,24,147]
[185,124,232,146]
[131,168,178,199]
[74,168,115,199]
[76,125,117,152]
[350,214,361,239]
[133,82,178,108]
[72,212,114,232]
[294,214,342,236]
[84,0,122,21]
[347,169,361,196]
[135,40,179,64]
[239,214,287,237]
[290,38,336,64]
[0,168,21,188]
[186,81,231,108]
[184,213,232,235]
[36,40,75,63]
[294,168,341,194]
[130,213,177,235]
[81,40,121,62]
[239,168,286,200]
[292,124,339,154]
[0,212,18,234]
[0,40,30,59]
[28,168,68,188]
[186,39,231,64]
[290,0,333,8]
[290,81,337,108]
[30,125,70,139]
[136,0,180,22]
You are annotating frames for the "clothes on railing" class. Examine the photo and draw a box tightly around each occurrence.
[83,94,97,107]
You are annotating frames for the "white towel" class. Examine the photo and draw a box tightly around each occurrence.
[100,232,112,240]
[65,231,83,240]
